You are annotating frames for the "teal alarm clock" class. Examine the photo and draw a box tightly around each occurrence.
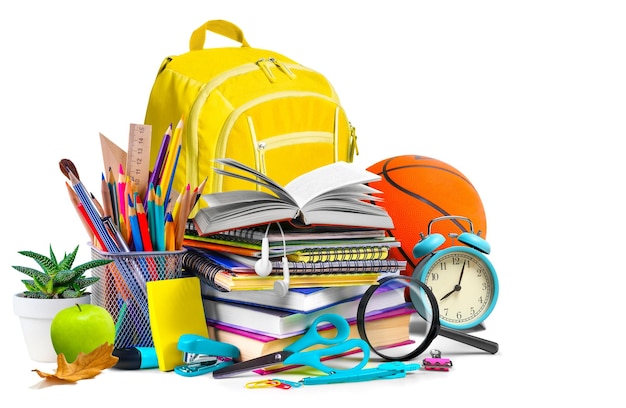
[412,215,499,330]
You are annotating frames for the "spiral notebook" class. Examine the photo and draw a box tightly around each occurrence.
[287,246,390,262]
[182,247,401,291]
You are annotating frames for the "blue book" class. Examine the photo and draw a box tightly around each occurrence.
[202,284,405,337]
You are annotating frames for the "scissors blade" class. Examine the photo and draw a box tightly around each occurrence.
[213,350,295,379]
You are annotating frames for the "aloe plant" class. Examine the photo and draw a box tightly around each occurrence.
[12,245,113,299]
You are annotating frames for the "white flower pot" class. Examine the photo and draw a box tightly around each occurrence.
[13,293,91,363]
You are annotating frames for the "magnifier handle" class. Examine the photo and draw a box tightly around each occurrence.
[439,327,499,354]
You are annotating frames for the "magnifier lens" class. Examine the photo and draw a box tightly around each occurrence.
[357,276,439,361]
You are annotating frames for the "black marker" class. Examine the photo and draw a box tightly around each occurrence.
[113,347,158,370]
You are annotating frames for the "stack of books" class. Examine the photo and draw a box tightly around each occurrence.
[202,285,414,373]
[181,159,409,366]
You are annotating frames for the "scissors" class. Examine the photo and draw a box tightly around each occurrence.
[213,313,370,379]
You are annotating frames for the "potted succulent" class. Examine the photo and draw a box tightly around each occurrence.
[12,244,113,362]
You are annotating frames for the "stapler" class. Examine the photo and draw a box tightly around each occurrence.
[175,334,241,377]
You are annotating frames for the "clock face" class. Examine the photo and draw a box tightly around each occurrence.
[421,248,497,329]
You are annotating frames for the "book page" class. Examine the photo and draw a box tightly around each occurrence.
[215,158,295,203]
[285,161,380,207]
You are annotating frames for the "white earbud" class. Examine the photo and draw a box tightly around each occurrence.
[273,256,290,297]
[254,237,272,277]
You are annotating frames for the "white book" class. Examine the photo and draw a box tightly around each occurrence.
[192,158,394,235]
[202,284,372,313]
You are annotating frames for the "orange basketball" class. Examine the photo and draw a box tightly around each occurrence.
[367,155,487,273]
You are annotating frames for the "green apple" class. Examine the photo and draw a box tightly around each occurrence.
[50,303,116,363]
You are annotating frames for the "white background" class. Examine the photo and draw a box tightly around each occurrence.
[1,0,624,405]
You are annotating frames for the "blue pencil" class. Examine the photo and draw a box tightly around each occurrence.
[127,195,144,252]
[163,142,181,214]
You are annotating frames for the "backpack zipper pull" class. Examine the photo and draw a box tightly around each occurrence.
[269,58,296,79]
[256,58,276,83]
[257,142,268,176]
[349,123,359,158]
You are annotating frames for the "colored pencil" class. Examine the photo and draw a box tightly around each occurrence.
[127,195,143,252]
[135,200,153,252]
[101,172,114,219]
[149,123,172,190]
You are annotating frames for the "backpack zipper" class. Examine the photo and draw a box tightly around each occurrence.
[255,58,276,83]
[186,61,348,191]
[268,58,296,79]
[214,92,347,191]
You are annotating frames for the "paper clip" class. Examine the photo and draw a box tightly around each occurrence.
[272,378,303,389]
[246,380,281,389]
[423,349,453,371]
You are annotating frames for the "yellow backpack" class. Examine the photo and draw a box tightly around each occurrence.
[144,19,358,200]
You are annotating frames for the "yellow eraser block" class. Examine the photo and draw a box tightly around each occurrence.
[147,276,208,371]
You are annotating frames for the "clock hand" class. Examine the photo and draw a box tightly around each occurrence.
[439,261,466,301]
[457,261,465,285]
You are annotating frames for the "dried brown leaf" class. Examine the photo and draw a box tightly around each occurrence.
[33,342,119,383]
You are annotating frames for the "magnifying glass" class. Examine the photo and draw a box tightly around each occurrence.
[356,275,498,361]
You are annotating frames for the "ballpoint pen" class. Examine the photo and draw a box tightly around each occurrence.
[299,362,420,385]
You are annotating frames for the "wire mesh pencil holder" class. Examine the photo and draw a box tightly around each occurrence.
[90,246,186,348]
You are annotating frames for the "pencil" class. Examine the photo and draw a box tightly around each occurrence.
[127,196,143,252]
[154,185,165,252]
[135,200,153,252]
[189,176,208,219]
[65,163,119,253]
[101,172,114,218]
[65,181,97,245]
[117,164,127,227]
[108,166,119,227]
[77,203,106,250]
[91,192,105,217]
[164,212,176,251]
[123,174,132,243]
[162,141,181,215]
[147,184,157,249]
[175,183,192,249]
[148,123,172,190]
[159,116,183,207]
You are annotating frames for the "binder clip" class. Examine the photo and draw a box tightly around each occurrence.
[422,349,453,372]
[174,334,241,377]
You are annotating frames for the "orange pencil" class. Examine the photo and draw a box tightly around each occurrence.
[164,212,176,251]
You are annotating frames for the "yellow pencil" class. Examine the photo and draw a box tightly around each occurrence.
[158,115,184,196]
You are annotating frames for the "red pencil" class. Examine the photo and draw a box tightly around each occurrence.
[135,200,153,252]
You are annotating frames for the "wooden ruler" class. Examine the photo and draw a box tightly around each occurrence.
[126,123,152,200]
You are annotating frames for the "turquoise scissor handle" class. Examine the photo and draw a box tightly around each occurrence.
[283,313,370,374]
[284,314,350,352]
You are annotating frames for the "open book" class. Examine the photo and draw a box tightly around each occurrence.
[192,158,394,235]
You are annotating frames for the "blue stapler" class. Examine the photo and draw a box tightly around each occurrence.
[175,334,241,377]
